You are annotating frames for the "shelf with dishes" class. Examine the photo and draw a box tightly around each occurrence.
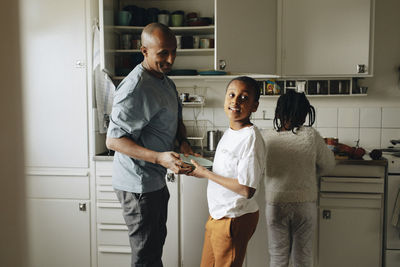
[105,25,215,35]
[105,48,214,56]
[256,78,368,98]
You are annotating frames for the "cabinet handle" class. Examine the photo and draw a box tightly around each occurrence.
[79,203,87,211]
[356,64,366,73]
[75,60,86,68]
[219,59,226,70]
[322,210,331,220]
[166,173,175,183]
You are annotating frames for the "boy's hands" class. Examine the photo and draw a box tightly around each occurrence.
[186,159,209,178]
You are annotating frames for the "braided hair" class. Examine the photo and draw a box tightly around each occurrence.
[273,90,315,133]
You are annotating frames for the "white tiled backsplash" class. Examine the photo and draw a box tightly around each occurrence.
[183,107,400,150]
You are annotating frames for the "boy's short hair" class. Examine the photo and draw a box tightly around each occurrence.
[226,76,261,102]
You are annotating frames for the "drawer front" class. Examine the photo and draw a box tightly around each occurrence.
[98,247,130,267]
[97,185,118,201]
[96,161,113,174]
[26,174,89,199]
[97,203,124,224]
[319,193,382,209]
[98,225,129,246]
[320,177,384,193]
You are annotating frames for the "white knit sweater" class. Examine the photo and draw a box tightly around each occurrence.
[262,126,335,203]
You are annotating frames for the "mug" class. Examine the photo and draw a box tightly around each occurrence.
[199,38,210,49]
[117,11,132,26]
[175,35,182,49]
[120,34,133,49]
[158,14,170,26]
[171,14,183,27]
[193,36,200,49]
[131,39,141,50]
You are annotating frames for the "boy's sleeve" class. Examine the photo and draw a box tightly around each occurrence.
[237,134,265,189]
[107,79,151,141]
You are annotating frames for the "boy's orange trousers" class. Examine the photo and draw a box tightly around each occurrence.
[200,210,259,267]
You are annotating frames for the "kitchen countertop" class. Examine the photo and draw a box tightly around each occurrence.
[94,152,387,166]
[93,147,215,162]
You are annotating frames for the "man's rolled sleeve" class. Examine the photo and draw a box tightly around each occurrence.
[107,81,150,141]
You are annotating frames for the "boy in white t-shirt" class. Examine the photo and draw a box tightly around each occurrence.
[188,76,266,267]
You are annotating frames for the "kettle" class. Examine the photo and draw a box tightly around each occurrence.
[207,130,221,151]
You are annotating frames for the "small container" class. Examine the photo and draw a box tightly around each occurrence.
[180,93,189,102]
[207,130,221,151]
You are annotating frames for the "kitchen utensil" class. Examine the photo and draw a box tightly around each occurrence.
[198,70,227,76]
[193,36,200,49]
[199,38,210,48]
[180,93,189,102]
[171,13,184,27]
[167,69,198,76]
[182,36,193,49]
[175,35,182,49]
[117,11,132,26]
[207,130,221,151]
[158,11,170,26]
[146,8,159,24]
[179,154,213,169]
[120,34,133,49]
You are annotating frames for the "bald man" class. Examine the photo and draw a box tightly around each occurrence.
[106,23,194,266]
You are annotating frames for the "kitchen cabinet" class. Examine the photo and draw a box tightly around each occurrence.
[318,163,385,267]
[179,174,209,266]
[100,0,215,78]
[26,171,91,267]
[100,0,277,80]
[95,161,179,267]
[20,0,89,168]
[20,0,93,266]
[215,0,276,74]
[278,0,374,77]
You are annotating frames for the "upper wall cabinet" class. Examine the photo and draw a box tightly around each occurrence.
[215,0,276,75]
[99,0,277,78]
[278,0,374,77]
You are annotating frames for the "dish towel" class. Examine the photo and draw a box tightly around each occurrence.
[391,188,400,237]
[93,23,115,134]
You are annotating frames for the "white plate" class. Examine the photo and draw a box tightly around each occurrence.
[179,154,213,168]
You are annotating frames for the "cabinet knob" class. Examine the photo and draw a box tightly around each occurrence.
[322,210,331,219]
[219,60,226,70]
[75,60,86,68]
[356,64,366,73]
[167,173,175,183]
[79,203,87,211]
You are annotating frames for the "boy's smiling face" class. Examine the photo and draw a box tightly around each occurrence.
[224,80,259,130]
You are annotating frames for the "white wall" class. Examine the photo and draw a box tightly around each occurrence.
[175,0,400,151]
[0,1,27,266]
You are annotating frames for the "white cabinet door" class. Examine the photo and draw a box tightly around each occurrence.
[180,174,209,267]
[215,0,276,74]
[20,0,89,168]
[280,0,372,76]
[163,173,180,267]
[245,186,270,267]
[318,195,382,267]
[27,199,90,267]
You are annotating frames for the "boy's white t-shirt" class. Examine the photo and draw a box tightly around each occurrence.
[207,125,266,219]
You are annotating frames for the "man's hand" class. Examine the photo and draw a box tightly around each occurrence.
[180,140,201,157]
[155,151,193,174]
